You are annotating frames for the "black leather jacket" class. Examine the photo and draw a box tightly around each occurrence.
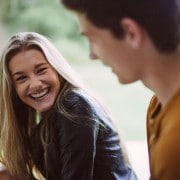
[31,89,137,180]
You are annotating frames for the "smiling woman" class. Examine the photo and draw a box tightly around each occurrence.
[8,49,61,112]
[0,32,137,179]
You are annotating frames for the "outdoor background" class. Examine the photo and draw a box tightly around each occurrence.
[0,0,153,179]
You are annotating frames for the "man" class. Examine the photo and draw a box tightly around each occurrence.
[61,0,180,179]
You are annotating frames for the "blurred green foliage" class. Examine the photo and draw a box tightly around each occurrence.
[0,0,90,63]
[0,0,87,50]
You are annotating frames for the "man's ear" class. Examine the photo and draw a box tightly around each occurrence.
[120,18,144,49]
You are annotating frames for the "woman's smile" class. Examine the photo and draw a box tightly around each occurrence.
[29,87,50,100]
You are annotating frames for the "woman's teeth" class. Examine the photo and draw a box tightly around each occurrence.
[31,89,49,99]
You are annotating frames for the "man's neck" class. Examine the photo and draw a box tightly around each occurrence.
[142,50,180,107]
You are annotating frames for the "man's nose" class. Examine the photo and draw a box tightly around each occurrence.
[89,44,98,60]
[89,51,98,60]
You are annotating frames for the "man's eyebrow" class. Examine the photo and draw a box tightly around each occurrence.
[81,31,87,36]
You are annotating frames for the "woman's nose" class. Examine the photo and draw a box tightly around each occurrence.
[28,77,43,92]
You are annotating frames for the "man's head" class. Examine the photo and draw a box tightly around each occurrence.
[62,0,179,53]
[61,0,180,83]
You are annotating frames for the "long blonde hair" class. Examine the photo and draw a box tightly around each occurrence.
[0,32,84,179]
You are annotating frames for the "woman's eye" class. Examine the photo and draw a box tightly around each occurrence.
[37,68,47,74]
[15,76,26,82]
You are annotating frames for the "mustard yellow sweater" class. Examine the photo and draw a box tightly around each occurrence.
[147,90,180,180]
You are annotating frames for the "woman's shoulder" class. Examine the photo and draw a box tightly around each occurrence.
[63,88,92,102]
[47,88,101,133]
[61,88,96,111]
[61,88,115,129]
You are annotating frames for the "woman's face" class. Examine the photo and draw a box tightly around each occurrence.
[8,49,61,112]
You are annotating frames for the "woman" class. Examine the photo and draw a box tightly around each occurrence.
[0,32,137,179]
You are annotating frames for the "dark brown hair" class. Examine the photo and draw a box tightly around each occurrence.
[62,0,180,53]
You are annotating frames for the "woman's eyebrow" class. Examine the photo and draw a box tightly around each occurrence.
[12,63,48,76]
[35,63,48,69]
[12,71,24,77]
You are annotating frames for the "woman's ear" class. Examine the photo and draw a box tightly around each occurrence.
[120,18,145,49]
